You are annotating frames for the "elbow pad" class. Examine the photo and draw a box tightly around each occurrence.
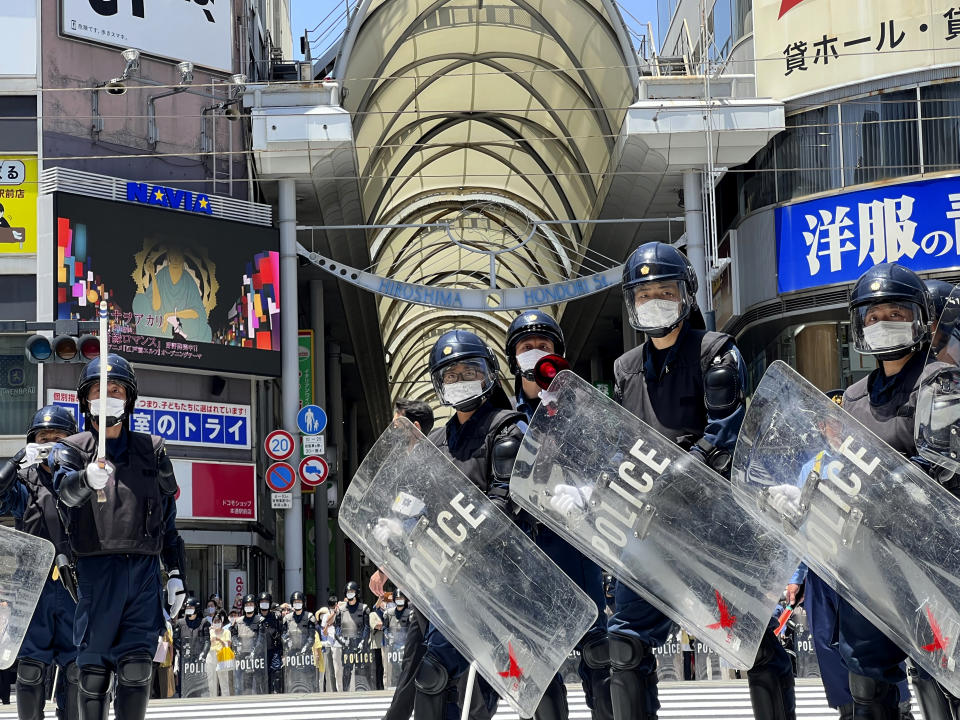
[703,352,743,415]
[58,469,94,508]
[157,446,177,496]
[491,435,521,481]
[0,449,25,495]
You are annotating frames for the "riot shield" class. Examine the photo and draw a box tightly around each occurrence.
[338,417,598,717]
[341,639,377,692]
[282,624,320,693]
[510,370,797,669]
[733,359,960,696]
[0,526,54,668]
[383,623,407,688]
[232,622,268,695]
[179,649,210,698]
[917,284,960,472]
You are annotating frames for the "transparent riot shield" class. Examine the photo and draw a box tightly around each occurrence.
[179,648,210,698]
[383,622,407,688]
[341,640,377,692]
[733,359,960,696]
[282,621,320,693]
[0,526,54,668]
[917,284,960,473]
[510,370,797,670]
[232,622,268,695]
[338,417,598,717]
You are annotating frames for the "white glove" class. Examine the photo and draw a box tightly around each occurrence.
[21,443,50,469]
[167,571,186,617]
[85,462,111,490]
[372,518,402,546]
[550,484,593,515]
[767,484,802,517]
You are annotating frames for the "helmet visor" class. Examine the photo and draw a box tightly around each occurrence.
[623,280,692,333]
[430,357,497,407]
[851,301,926,355]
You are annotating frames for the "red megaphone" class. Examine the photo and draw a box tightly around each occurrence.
[533,354,570,390]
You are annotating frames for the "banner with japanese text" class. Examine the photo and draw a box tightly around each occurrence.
[776,174,960,293]
[755,0,960,100]
[0,156,36,254]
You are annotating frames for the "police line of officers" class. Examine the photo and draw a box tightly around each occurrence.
[0,240,951,720]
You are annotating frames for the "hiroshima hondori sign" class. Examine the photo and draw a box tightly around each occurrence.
[298,247,624,312]
[776,174,960,293]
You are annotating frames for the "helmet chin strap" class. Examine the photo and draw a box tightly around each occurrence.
[454,395,486,412]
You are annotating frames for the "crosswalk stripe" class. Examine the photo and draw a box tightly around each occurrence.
[0,681,926,719]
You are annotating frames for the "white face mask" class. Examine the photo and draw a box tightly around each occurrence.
[863,320,915,351]
[442,380,483,406]
[259,602,270,610]
[212,622,222,630]
[89,397,126,420]
[293,602,303,611]
[186,609,196,617]
[345,591,356,600]
[516,349,549,373]
[244,605,255,614]
[396,599,406,607]
[205,607,215,616]
[634,299,681,329]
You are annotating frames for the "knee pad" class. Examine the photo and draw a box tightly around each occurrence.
[79,666,111,697]
[117,654,153,688]
[581,634,610,670]
[65,662,80,685]
[608,632,649,671]
[16,658,46,687]
[414,653,450,695]
[849,672,900,714]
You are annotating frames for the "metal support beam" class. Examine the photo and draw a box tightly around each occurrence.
[279,178,303,594]
[310,279,330,602]
[683,170,709,315]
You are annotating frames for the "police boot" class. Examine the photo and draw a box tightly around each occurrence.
[838,703,854,720]
[60,662,80,720]
[849,672,900,720]
[911,674,952,720]
[531,674,567,720]
[15,658,48,720]
[77,666,111,720]
[114,654,153,720]
[413,653,458,720]
[608,632,657,720]
[581,635,614,720]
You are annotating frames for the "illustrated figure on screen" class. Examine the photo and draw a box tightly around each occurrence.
[0,203,24,243]
[131,242,216,342]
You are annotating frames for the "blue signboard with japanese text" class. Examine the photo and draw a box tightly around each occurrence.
[777,175,960,293]
[47,389,250,450]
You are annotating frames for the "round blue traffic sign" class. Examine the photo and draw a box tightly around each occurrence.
[265,462,296,493]
[297,405,327,435]
[299,455,329,487]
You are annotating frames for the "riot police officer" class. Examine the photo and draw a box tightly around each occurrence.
[408,329,526,720]
[257,591,283,693]
[839,263,952,719]
[282,591,318,693]
[0,405,79,720]
[51,354,185,720]
[233,594,267,694]
[606,242,794,720]
[174,597,211,698]
[335,581,371,691]
[505,310,612,720]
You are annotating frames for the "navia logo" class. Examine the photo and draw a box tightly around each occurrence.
[778,0,809,18]
[126,183,214,215]
[89,0,216,24]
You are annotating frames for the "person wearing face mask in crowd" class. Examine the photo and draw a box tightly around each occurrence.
[0,406,79,720]
[834,264,957,719]
[256,591,283,693]
[205,594,221,621]
[207,610,233,697]
[599,242,794,720]
[173,597,211,698]
[505,310,613,720]
[318,594,340,692]
[50,354,186,720]
[335,581,371,691]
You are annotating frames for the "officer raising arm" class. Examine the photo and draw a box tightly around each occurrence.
[50,354,186,720]
[0,406,80,720]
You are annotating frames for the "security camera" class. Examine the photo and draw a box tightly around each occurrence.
[105,78,127,96]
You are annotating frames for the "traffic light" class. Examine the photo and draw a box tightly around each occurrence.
[25,333,100,364]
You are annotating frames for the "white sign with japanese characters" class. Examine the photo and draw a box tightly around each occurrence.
[755,0,960,100]
[47,390,250,450]
[777,174,960,292]
[61,0,233,72]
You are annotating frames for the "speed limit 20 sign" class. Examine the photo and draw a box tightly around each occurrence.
[265,429,295,461]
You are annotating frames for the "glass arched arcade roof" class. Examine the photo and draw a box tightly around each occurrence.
[335,0,638,404]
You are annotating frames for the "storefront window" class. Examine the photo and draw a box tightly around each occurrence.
[841,89,920,186]
[921,82,960,174]
[0,335,37,435]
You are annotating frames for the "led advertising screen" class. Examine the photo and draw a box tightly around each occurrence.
[54,192,280,375]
